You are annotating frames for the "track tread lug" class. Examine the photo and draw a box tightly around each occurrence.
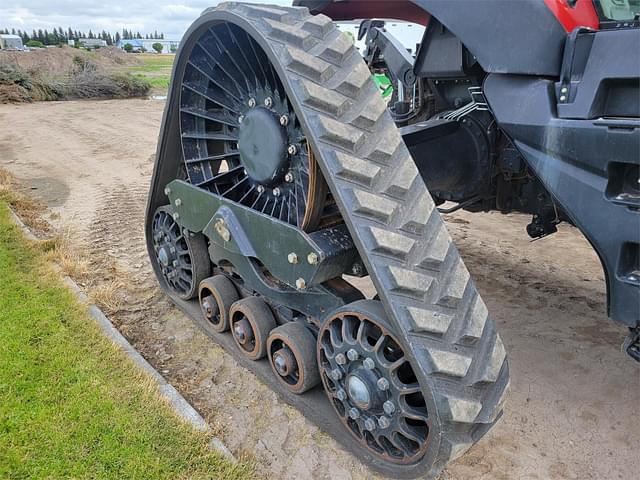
[298,78,350,117]
[406,306,453,335]
[362,226,414,259]
[345,188,398,223]
[264,18,316,50]
[384,265,433,299]
[302,14,333,39]
[424,348,472,378]
[327,150,380,187]
[315,115,365,151]
[282,46,335,83]
[440,394,483,424]
[437,258,470,308]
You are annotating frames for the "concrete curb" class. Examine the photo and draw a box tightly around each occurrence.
[7,207,235,462]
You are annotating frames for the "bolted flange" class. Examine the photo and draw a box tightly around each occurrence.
[378,416,391,429]
[364,418,376,431]
[377,377,390,391]
[363,357,375,370]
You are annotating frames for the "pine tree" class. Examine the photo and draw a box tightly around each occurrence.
[37,29,44,43]
[115,31,121,43]
[68,27,74,40]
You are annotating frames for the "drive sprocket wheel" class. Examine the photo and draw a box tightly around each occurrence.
[150,206,210,299]
[318,300,429,464]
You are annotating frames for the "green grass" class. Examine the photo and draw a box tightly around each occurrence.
[124,54,174,93]
[0,200,254,480]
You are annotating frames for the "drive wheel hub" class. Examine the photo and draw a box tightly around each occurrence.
[238,107,287,186]
[318,301,431,464]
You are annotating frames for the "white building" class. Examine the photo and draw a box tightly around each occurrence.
[117,38,180,53]
[0,34,24,50]
[78,38,108,49]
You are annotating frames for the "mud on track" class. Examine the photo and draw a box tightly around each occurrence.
[1,99,637,480]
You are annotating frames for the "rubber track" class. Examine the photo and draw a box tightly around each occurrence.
[216,3,509,477]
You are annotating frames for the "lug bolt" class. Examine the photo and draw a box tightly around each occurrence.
[264,97,273,108]
[238,115,244,124]
[273,187,281,196]
[383,400,396,415]
[169,246,176,254]
[377,377,390,391]
[164,187,171,195]
[257,185,265,193]
[378,416,391,429]
[363,357,375,370]
[335,353,347,365]
[336,389,347,401]
[287,252,298,264]
[559,95,567,102]
[174,198,182,207]
[347,349,359,361]
[172,212,180,220]
[307,252,319,265]
[560,86,568,94]
[287,144,298,155]
[351,263,364,276]
[248,98,256,108]
[279,114,289,126]
[172,260,179,267]
[329,368,342,381]
[296,278,306,290]
[284,172,294,183]
[348,407,360,420]
[364,418,376,431]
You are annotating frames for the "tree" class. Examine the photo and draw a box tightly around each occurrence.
[152,42,163,53]
[170,44,177,53]
[123,43,134,53]
[115,32,121,44]
[26,40,44,48]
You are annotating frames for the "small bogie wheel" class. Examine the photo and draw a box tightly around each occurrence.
[229,296,276,360]
[198,275,239,333]
[151,206,210,300]
[318,300,430,465]
[267,322,320,394]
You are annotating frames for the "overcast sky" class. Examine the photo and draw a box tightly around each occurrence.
[1,1,291,38]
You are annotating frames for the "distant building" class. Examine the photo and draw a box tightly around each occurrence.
[78,38,108,49]
[0,34,24,50]
[116,38,180,53]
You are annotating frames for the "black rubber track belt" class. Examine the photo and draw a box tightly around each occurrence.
[147,3,510,478]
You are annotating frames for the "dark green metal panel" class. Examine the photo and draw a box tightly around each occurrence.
[166,179,358,288]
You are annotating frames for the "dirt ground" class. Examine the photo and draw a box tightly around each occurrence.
[1,99,637,480]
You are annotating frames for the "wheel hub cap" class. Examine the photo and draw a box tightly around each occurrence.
[158,246,172,267]
[347,373,372,410]
[238,107,287,186]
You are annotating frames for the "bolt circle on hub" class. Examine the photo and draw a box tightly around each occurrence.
[229,297,276,360]
[318,300,430,465]
[267,322,320,394]
[151,206,210,300]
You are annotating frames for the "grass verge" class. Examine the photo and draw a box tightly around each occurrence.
[125,53,174,94]
[0,200,254,479]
